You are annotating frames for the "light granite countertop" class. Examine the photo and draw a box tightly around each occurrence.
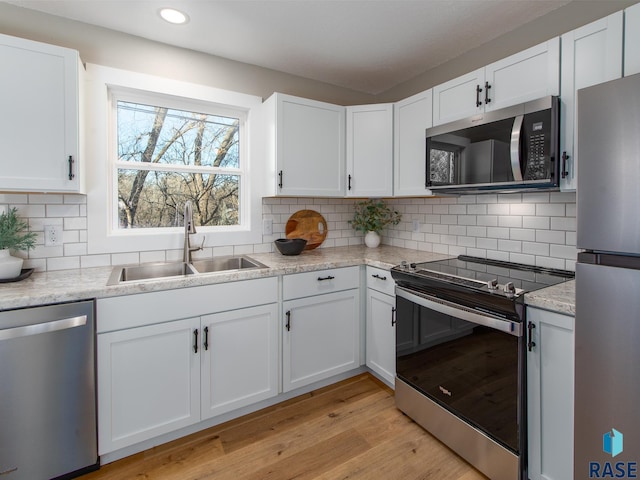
[0,245,448,311]
[0,244,575,315]
[523,279,575,316]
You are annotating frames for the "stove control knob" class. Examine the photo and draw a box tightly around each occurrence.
[400,261,408,269]
[410,263,417,269]
[487,279,498,290]
[503,282,516,294]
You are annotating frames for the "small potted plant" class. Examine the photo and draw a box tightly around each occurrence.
[0,207,37,280]
[350,199,402,248]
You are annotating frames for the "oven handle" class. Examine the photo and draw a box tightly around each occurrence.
[395,286,522,337]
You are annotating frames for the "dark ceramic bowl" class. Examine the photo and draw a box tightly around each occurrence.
[274,238,307,256]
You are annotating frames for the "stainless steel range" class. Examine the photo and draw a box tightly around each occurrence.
[390,255,573,480]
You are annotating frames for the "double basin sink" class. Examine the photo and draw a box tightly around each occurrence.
[107,255,268,286]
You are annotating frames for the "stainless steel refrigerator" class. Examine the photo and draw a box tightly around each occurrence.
[575,73,640,478]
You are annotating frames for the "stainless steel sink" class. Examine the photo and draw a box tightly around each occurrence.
[107,256,267,285]
[190,256,267,274]
[107,262,196,285]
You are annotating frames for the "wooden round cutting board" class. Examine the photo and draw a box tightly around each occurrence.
[285,210,328,250]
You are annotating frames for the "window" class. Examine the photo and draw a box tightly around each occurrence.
[85,64,264,255]
[112,90,246,231]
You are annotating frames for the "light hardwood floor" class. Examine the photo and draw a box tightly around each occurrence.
[82,374,487,480]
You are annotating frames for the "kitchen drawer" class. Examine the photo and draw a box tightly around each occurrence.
[366,266,395,296]
[283,266,359,300]
[97,277,278,333]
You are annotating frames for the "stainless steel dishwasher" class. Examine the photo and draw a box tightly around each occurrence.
[0,300,98,480]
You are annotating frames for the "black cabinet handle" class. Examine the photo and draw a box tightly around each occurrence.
[317,275,335,281]
[484,81,492,104]
[527,322,536,352]
[203,326,209,351]
[348,174,352,191]
[476,84,483,107]
[193,329,199,354]
[285,310,291,331]
[371,274,387,281]
[278,170,283,189]
[391,307,397,327]
[561,151,570,179]
[68,155,75,180]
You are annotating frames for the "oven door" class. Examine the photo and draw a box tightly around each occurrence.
[395,286,524,455]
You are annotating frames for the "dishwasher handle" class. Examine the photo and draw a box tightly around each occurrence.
[0,315,87,341]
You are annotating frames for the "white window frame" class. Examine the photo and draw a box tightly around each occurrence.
[86,64,265,255]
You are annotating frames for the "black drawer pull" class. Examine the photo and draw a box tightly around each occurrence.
[561,151,570,179]
[193,329,199,354]
[391,307,397,326]
[278,170,283,188]
[285,310,291,331]
[317,276,335,281]
[476,84,483,107]
[371,274,387,281]
[203,326,209,351]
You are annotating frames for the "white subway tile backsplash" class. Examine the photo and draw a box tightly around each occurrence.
[1,191,577,272]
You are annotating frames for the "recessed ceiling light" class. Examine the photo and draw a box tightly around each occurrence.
[159,8,189,25]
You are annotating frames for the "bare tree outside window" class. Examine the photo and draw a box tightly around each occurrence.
[115,100,242,229]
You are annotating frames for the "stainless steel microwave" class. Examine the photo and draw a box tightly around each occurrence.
[426,96,560,194]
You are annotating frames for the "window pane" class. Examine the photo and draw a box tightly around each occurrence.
[117,169,239,228]
[117,101,239,168]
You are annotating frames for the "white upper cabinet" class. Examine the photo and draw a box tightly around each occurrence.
[264,93,345,197]
[0,33,83,193]
[346,103,393,197]
[624,2,640,76]
[393,89,433,197]
[432,68,485,126]
[484,38,560,112]
[560,12,623,192]
[432,38,560,126]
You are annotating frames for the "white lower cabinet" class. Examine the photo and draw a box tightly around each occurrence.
[201,304,279,420]
[366,289,395,386]
[97,317,201,454]
[96,277,278,455]
[282,267,361,392]
[526,306,574,480]
[365,266,396,387]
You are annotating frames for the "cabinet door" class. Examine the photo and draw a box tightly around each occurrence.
[346,104,393,197]
[625,3,640,76]
[201,304,279,420]
[393,90,433,196]
[484,38,560,112]
[560,13,623,192]
[526,307,574,480]
[432,68,484,126]
[366,289,395,387]
[275,94,345,196]
[283,289,360,392]
[97,317,201,454]
[0,33,80,192]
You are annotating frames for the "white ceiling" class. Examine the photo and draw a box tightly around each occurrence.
[4,0,573,95]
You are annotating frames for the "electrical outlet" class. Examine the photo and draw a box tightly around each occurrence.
[412,220,421,233]
[44,225,62,247]
[263,218,273,236]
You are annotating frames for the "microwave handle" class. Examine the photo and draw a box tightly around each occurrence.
[510,115,524,182]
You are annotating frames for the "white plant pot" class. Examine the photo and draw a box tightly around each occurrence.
[364,231,381,248]
[0,249,24,280]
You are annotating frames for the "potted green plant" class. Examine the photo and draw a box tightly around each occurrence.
[0,207,37,279]
[350,199,402,248]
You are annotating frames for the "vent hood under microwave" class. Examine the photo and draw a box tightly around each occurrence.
[426,96,560,194]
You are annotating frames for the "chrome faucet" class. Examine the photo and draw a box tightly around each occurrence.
[183,201,203,263]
